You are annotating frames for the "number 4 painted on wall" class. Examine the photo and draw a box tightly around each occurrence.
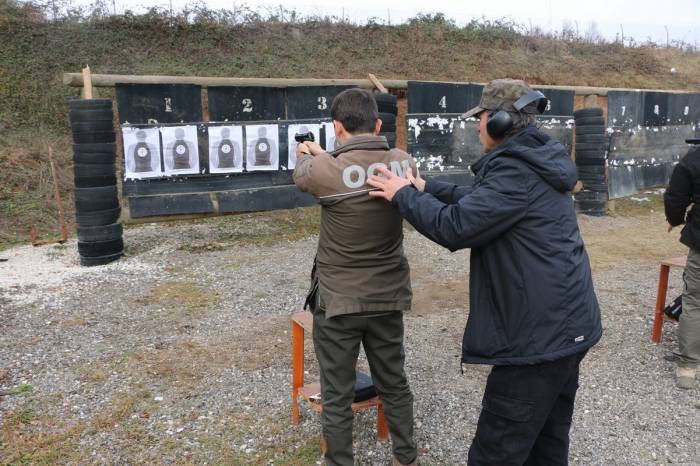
[438,96,447,109]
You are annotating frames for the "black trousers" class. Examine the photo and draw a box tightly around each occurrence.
[468,351,588,466]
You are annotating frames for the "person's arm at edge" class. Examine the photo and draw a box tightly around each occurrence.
[664,160,693,228]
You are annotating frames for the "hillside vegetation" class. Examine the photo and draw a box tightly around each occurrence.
[1,0,699,246]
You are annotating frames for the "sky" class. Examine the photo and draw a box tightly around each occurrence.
[69,0,699,45]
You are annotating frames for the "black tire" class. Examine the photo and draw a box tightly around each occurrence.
[80,251,123,267]
[576,143,607,152]
[74,186,119,211]
[576,191,608,201]
[70,120,114,133]
[378,112,396,126]
[77,223,123,242]
[78,238,124,257]
[69,108,113,123]
[73,131,116,144]
[68,99,113,111]
[582,183,609,192]
[73,142,116,154]
[74,163,116,178]
[75,207,121,227]
[575,158,607,166]
[575,149,607,159]
[577,165,606,174]
[375,93,398,114]
[73,150,116,165]
[575,135,607,145]
[575,125,606,136]
[574,116,605,126]
[75,195,119,212]
[574,108,604,119]
[74,175,117,188]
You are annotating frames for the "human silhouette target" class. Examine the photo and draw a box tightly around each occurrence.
[208,125,243,173]
[286,123,321,170]
[161,125,199,175]
[122,126,162,179]
[245,124,279,171]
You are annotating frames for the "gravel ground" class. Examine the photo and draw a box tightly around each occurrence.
[1,207,699,465]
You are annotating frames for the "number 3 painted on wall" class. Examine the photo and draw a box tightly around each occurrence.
[317,96,328,110]
[242,98,253,112]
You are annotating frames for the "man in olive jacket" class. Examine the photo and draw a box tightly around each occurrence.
[293,88,418,466]
[368,79,602,465]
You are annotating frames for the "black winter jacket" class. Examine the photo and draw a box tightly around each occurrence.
[393,126,602,365]
[664,145,700,251]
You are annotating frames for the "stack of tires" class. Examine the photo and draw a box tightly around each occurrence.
[375,93,398,148]
[69,99,124,266]
[573,107,608,216]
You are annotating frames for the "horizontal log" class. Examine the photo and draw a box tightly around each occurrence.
[63,73,408,89]
[63,73,698,97]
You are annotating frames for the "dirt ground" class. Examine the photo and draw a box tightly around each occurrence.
[1,195,698,465]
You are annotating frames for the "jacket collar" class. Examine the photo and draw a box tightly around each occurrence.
[331,135,389,157]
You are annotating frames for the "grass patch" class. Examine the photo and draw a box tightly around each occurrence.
[8,383,34,396]
[610,192,666,217]
[136,281,218,316]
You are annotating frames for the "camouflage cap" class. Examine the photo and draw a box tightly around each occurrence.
[463,79,535,118]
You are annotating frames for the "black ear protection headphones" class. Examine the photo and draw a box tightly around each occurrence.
[486,90,549,139]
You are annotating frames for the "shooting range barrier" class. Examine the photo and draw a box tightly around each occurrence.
[65,72,700,223]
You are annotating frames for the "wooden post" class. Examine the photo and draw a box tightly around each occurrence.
[652,264,670,343]
[82,65,93,99]
[368,73,388,93]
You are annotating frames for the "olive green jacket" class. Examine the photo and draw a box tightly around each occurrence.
[293,135,415,318]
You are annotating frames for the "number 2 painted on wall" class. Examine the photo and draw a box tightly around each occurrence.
[438,96,447,109]
[242,98,253,112]
[317,96,328,110]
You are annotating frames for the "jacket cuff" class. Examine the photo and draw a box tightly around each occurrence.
[392,184,416,208]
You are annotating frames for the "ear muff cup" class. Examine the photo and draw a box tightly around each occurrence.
[486,110,513,139]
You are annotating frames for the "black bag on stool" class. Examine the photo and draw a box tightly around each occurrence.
[664,294,683,320]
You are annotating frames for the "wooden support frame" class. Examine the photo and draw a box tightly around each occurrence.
[290,310,388,443]
[652,255,686,343]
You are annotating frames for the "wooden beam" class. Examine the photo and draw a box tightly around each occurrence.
[64,73,408,90]
[63,72,699,96]
[368,73,388,93]
[81,65,93,99]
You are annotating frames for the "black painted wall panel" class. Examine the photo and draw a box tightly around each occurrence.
[286,86,355,119]
[643,91,670,126]
[606,91,644,127]
[407,81,475,114]
[216,186,316,213]
[116,84,202,124]
[533,88,574,116]
[128,193,214,218]
[207,86,286,121]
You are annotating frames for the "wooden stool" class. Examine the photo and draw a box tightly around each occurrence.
[652,255,686,342]
[291,310,388,442]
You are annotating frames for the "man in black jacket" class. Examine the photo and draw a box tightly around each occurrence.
[664,142,700,389]
[368,79,602,465]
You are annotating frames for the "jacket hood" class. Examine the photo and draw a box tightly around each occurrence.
[474,126,577,192]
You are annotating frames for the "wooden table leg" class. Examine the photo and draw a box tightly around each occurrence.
[377,402,388,441]
[652,264,670,343]
[292,320,304,425]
